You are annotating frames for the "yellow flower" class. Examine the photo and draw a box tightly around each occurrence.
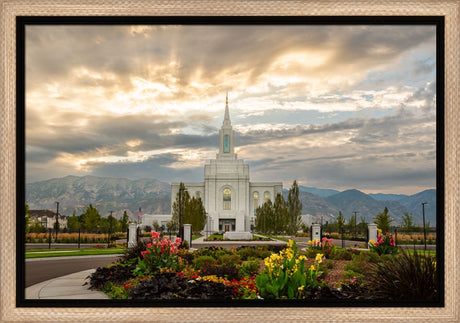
[287,240,294,248]
[298,285,305,292]
[315,253,323,262]
[377,228,382,234]
[369,239,376,245]
[308,240,312,245]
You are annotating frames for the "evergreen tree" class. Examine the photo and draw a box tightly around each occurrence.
[273,193,287,234]
[172,183,207,233]
[286,180,302,235]
[374,207,394,233]
[182,197,207,232]
[255,199,273,233]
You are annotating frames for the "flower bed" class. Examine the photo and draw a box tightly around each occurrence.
[87,232,437,301]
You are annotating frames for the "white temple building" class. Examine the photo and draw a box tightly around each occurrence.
[171,95,282,234]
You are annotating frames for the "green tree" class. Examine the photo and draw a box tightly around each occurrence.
[358,216,368,235]
[172,183,207,233]
[401,212,414,233]
[348,214,357,236]
[183,197,206,232]
[273,193,287,234]
[119,210,129,232]
[81,204,101,233]
[336,211,345,234]
[67,215,81,232]
[374,207,394,233]
[255,199,273,234]
[152,220,161,232]
[30,221,46,233]
[286,180,302,235]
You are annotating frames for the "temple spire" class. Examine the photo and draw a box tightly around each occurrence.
[223,92,231,127]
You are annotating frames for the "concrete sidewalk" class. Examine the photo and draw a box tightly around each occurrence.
[192,234,287,245]
[25,268,110,299]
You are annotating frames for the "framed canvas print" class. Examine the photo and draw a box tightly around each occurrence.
[1,0,459,322]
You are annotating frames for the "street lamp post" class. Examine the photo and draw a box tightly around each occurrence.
[421,202,427,251]
[55,201,59,240]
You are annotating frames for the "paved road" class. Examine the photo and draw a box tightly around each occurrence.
[25,255,120,287]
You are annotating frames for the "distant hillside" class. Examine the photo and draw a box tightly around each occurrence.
[298,186,340,198]
[283,190,339,223]
[398,189,436,225]
[324,189,436,226]
[26,175,171,220]
[26,175,437,226]
[368,193,408,201]
[324,189,407,224]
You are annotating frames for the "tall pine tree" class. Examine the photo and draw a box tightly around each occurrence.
[286,180,302,235]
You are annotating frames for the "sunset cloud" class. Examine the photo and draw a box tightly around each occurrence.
[25,24,437,194]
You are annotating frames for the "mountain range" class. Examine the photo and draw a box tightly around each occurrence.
[26,175,437,226]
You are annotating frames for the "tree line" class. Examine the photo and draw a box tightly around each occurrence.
[255,180,303,235]
[26,203,131,234]
[317,207,433,236]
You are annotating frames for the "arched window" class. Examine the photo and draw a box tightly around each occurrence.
[223,188,231,210]
[253,191,259,215]
[224,135,229,153]
[264,191,270,202]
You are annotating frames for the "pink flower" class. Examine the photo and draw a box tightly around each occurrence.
[141,250,150,258]
[152,231,160,240]
[175,237,182,245]
[146,243,152,248]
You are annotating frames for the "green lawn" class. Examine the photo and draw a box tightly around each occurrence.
[402,249,436,257]
[26,248,125,258]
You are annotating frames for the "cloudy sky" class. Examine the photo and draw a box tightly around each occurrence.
[25,24,437,194]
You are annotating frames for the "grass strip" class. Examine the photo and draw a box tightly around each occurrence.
[26,248,124,258]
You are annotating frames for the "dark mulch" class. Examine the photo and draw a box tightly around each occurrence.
[128,272,234,300]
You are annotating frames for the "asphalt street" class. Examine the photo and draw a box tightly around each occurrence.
[25,255,120,287]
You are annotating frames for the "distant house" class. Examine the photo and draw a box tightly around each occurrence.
[29,209,67,229]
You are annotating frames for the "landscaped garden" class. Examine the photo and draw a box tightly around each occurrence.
[86,231,438,301]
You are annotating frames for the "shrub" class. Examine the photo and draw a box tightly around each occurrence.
[217,254,241,267]
[239,259,261,277]
[324,260,335,269]
[193,255,217,270]
[343,269,364,281]
[367,250,437,300]
[86,262,137,289]
[237,246,271,261]
[344,252,381,275]
[330,249,352,260]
